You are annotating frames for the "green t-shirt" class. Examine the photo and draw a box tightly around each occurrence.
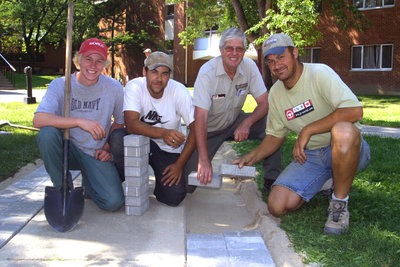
[267,63,362,150]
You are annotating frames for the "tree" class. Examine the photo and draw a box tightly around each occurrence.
[0,0,102,72]
[168,0,368,87]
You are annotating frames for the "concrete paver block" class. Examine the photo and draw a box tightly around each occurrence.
[123,134,149,147]
[124,175,149,187]
[124,183,148,197]
[125,199,149,216]
[124,145,150,157]
[220,163,256,179]
[125,194,149,206]
[187,231,275,267]
[187,248,230,267]
[125,165,148,177]
[186,234,226,249]
[228,249,275,267]
[124,155,149,167]
[188,172,222,188]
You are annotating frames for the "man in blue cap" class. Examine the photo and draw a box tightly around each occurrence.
[234,33,371,235]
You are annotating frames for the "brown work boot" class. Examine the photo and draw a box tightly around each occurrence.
[323,199,349,236]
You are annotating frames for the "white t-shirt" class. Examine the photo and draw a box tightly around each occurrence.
[124,77,194,153]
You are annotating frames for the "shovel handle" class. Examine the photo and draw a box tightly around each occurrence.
[63,1,74,141]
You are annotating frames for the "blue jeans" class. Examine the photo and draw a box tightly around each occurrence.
[36,127,125,211]
[274,138,371,202]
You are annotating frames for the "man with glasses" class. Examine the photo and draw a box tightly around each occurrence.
[185,28,281,191]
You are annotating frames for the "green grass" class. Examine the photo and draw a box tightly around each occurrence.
[234,94,400,266]
[0,102,40,180]
[14,73,60,89]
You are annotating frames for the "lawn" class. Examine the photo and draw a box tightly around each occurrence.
[14,73,60,89]
[236,94,400,266]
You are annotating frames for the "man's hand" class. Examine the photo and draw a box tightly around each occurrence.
[79,118,106,140]
[232,153,256,168]
[161,129,186,148]
[95,149,112,162]
[234,119,251,142]
[161,162,183,187]
[197,159,213,185]
[292,130,310,164]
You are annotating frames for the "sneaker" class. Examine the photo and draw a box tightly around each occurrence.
[323,199,349,236]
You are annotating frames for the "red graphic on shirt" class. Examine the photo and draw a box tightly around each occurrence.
[285,109,295,120]
[285,100,314,121]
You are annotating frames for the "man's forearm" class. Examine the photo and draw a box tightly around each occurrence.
[175,122,196,167]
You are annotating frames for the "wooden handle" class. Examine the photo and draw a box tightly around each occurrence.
[63,1,74,140]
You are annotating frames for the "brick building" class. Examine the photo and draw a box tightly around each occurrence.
[171,1,400,95]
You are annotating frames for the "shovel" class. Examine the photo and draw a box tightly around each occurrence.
[44,1,84,232]
[0,120,39,131]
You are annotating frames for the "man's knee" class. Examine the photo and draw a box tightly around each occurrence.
[98,194,125,211]
[331,122,361,151]
[37,126,61,145]
[155,186,186,207]
[267,186,303,217]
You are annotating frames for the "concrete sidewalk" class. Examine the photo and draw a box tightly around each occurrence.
[0,142,303,267]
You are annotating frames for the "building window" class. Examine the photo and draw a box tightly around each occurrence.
[351,44,393,70]
[353,0,395,9]
[299,47,321,63]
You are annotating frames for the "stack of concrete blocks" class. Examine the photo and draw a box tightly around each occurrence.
[123,134,150,216]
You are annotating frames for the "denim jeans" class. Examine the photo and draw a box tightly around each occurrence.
[274,138,371,202]
[36,126,124,211]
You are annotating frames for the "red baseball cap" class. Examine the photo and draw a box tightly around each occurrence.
[78,38,108,60]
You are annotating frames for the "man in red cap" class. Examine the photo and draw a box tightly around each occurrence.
[33,38,125,212]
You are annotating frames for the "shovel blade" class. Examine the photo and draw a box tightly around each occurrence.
[44,186,85,232]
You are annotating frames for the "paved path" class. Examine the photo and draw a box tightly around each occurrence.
[0,89,46,103]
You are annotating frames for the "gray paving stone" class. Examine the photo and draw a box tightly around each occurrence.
[186,234,226,249]
[186,231,275,267]
[125,165,148,177]
[188,172,222,188]
[125,199,149,216]
[124,155,149,167]
[124,183,149,197]
[0,165,81,249]
[124,144,150,157]
[187,248,230,267]
[228,249,275,267]
[220,163,256,179]
[125,174,149,187]
[125,194,149,206]
[124,134,150,147]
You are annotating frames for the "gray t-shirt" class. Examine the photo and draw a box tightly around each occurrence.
[36,73,124,156]
[193,56,267,132]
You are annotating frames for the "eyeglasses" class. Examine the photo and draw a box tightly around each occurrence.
[223,46,246,53]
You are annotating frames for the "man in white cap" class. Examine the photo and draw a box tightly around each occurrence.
[234,33,371,235]
[34,38,125,212]
[124,51,196,207]
[186,28,281,191]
